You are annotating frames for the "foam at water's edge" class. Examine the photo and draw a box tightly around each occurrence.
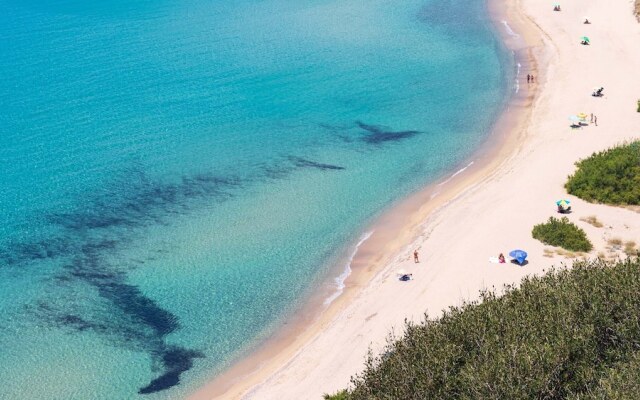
[501,20,523,94]
[323,231,374,306]
[501,20,520,37]
[437,161,474,187]
[515,60,522,93]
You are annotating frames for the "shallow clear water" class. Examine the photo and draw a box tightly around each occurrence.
[0,0,511,398]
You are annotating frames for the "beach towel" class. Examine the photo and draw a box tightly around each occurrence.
[489,257,500,264]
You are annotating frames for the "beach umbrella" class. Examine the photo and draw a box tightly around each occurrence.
[556,199,571,207]
[581,36,590,43]
[577,112,588,120]
[509,249,528,265]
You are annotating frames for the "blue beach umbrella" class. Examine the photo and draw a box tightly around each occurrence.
[509,249,528,265]
[556,199,571,207]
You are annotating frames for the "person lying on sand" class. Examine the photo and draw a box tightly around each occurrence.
[399,273,413,281]
[498,253,506,263]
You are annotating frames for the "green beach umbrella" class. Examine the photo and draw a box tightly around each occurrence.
[581,36,590,43]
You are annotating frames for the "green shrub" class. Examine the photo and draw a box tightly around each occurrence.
[329,258,640,400]
[323,390,349,400]
[565,141,640,205]
[582,352,640,399]
[532,216,593,252]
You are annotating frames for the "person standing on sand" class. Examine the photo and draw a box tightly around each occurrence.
[531,75,535,83]
[527,74,530,83]
[594,115,598,126]
[413,249,419,263]
[590,113,593,123]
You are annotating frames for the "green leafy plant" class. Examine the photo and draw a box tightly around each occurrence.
[532,216,592,252]
[327,258,640,400]
[589,352,640,399]
[323,390,349,400]
[565,141,640,205]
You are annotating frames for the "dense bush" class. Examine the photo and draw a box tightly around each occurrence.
[323,390,349,400]
[584,352,640,399]
[532,216,593,252]
[565,141,640,205]
[325,258,640,400]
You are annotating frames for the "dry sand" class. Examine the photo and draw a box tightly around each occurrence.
[190,0,640,398]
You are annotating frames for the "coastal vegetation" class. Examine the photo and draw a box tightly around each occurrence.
[532,216,593,252]
[325,258,640,399]
[565,141,640,205]
[580,215,604,228]
[323,391,349,400]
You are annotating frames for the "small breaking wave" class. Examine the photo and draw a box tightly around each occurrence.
[515,60,521,93]
[501,20,519,38]
[437,161,474,187]
[324,231,374,306]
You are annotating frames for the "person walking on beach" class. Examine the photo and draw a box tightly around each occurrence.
[413,249,419,263]
[594,115,598,126]
[527,74,530,83]
[590,113,593,123]
[531,75,535,83]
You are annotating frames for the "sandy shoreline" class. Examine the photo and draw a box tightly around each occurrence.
[189,0,640,398]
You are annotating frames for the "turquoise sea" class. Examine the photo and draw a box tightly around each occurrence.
[0,0,512,398]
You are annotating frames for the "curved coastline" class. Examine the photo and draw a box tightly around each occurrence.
[188,0,545,398]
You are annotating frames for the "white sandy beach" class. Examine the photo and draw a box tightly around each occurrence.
[190,0,640,398]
